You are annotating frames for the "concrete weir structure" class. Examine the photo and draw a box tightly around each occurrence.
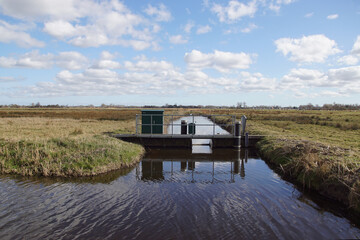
[113,134,263,148]
[113,113,263,149]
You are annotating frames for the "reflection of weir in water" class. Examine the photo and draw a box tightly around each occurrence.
[138,148,253,183]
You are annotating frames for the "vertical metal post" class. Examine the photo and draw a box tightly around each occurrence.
[213,115,215,136]
[192,114,195,136]
[136,114,138,135]
[171,160,173,176]
[150,115,153,135]
[171,115,174,135]
[241,115,247,136]
[234,121,241,149]
[181,120,187,135]
[245,132,249,148]
[232,115,235,136]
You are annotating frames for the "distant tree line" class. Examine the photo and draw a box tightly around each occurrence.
[0,102,359,110]
[298,103,360,110]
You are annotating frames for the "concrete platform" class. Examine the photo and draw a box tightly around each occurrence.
[112,134,264,148]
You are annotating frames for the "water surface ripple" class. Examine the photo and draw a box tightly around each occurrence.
[0,116,359,239]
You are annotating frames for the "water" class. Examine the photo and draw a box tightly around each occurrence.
[0,117,359,239]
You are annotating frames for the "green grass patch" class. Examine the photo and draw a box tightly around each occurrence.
[0,135,144,177]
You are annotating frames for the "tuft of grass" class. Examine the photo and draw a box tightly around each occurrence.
[70,128,83,136]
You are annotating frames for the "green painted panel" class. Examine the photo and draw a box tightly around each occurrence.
[141,110,164,134]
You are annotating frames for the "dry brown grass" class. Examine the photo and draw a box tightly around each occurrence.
[0,116,143,177]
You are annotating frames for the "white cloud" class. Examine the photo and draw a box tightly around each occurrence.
[184,21,195,33]
[328,65,360,83]
[269,0,295,11]
[275,34,341,63]
[279,66,360,96]
[351,35,360,55]
[43,20,76,39]
[184,50,254,72]
[100,51,116,60]
[336,36,360,66]
[304,12,314,18]
[124,60,174,72]
[0,0,84,21]
[241,23,257,33]
[92,60,121,69]
[209,0,296,23]
[196,25,212,34]
[0,50,89,70]
[144,3,172,22]
[0,76,21,82]
[238,72,277,91]
[0,20,45,47]
[56,52,88,70]
[338,55,359,66]
[281,68,328,89]
[211,0,257,23]
[0,50,53,69]
[169,35,188,44]
[0,0,160,50]
[327,14,338,20]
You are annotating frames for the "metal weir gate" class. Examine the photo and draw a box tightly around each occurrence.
[113,111,261,149]
[135,112,246,137]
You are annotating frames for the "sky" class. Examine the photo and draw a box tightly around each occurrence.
[0,0,359,107]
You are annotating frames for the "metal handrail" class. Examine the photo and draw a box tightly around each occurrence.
[135,114,238,136]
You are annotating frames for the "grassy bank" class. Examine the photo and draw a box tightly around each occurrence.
[0,116,144,177]
[189,109,360,211]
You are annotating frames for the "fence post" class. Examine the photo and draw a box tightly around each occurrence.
[136,114,138,135]
[181,120,187,135]
[241,115,247,136]
[234,121,241,149]
[245,132,249,148]
[232,115,236,136]
[151,115,153,135]
[213,115,215,136]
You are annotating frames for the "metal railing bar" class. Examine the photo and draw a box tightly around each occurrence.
[136,114,239,136]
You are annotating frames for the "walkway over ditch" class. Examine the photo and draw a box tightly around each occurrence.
[112,113,263,148]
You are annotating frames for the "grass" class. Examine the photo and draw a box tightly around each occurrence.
[0,115,144,177]
[0,108,140,121]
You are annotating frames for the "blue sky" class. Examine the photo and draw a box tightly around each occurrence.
[0,0,359,106]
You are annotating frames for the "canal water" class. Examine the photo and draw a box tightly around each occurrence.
[0,117,359,239]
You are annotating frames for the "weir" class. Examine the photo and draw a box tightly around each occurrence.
[112,113,264,148]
